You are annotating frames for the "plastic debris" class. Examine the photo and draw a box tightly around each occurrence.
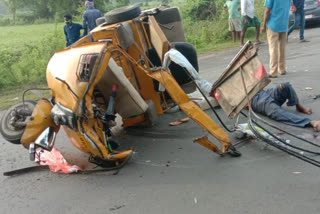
[236,123,291,148]
[194,197,198,204]
[292,171,302,174]
[305,87,313,90]
[35,147,81,174]
[162,49,213,94]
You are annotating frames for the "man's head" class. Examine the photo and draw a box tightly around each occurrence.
[64,14,72,25]
[85,0,94,9]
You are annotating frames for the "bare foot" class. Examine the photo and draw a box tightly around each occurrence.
[296,103,312,115]
[310,120,320,132]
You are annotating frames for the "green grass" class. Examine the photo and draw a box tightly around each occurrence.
[0,23,64,49]
[0,83,51,110]
[197,29,267,54]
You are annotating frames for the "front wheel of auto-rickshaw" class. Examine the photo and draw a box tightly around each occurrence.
[0,100,37,144]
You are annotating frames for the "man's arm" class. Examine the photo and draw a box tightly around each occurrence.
[82,13,88,36]
[261,7,271,33]
[224,3,228,11]
[64,27,69,47]
[241,0,248,24]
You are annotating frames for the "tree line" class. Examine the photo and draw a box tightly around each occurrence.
[0,0,133,24]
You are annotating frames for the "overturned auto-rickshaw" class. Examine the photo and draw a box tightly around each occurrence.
[0,5,272,174]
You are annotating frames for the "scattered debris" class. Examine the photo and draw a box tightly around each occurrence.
[312,95,320,100]
[145,160,152,163]
[292,171,302,174]
[194,197,198,204]
[169,117,190,126]
[35,147,81,174]
[109,205,125,211]
[305,87,313,90]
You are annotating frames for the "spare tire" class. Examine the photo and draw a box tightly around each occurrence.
[96,16,106,26]
[104,5,141,25]
[0,100,37,144]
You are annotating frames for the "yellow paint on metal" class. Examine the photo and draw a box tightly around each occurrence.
[150,70,231,153]
[21,99,59,148]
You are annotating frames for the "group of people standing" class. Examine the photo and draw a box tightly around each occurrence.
[224,0,309,78]
[224,0,319,131]
[64,0,102,47]
[224,0,263,46]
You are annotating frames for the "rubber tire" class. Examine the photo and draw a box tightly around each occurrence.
[148,42,199,91]
[96,16,106,26]
[104,5,141,25]
[169,42,199,85]
[0,100,37,144]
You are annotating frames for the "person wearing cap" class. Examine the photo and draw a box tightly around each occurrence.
[82,0,102,36]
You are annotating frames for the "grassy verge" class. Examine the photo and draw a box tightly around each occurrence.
[0,83,51,110]
[197,32,267,54]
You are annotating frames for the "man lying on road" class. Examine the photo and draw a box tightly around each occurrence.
[251,82,320,131]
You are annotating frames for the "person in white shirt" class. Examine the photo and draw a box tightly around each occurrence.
[240,0,263,46]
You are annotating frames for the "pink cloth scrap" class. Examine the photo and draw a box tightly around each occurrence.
[35,147,81,174]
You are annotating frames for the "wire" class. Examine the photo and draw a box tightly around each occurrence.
[22,88,51,109]
[182,67,236,133]
[237,67,320,167]
[241,110,320,149]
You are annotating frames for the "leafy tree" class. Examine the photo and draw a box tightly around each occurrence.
[115,0,129,8]
[25,0,53,19]
[186,0,217,21]
[0,0,24,23]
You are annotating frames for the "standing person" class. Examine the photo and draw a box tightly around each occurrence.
[82,0,102,36]
[261,0,291,78]
[63,14,83,47]
[288,0,309,42]
[224,0,242,43]
[240,0,263,46]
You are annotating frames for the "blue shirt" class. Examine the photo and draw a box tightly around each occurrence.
[64,23,83,47]
[293,0,305,12]
[82,8,102,36]
[264,0,292,32]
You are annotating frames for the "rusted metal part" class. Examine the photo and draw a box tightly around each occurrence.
[122,114,145,127]
[8,108,33,128]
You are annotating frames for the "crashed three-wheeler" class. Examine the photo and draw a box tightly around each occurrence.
[0,5,258,173]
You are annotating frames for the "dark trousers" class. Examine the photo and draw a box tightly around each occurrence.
[288,10,305,40]
[252,82,311,127]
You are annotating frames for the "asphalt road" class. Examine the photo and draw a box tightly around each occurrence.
[1,26,320,214]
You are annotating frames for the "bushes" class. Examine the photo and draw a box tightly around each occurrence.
[181,0,266,50]
[181,0,230,49]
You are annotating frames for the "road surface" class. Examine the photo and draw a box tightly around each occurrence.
[1,27,320,214]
